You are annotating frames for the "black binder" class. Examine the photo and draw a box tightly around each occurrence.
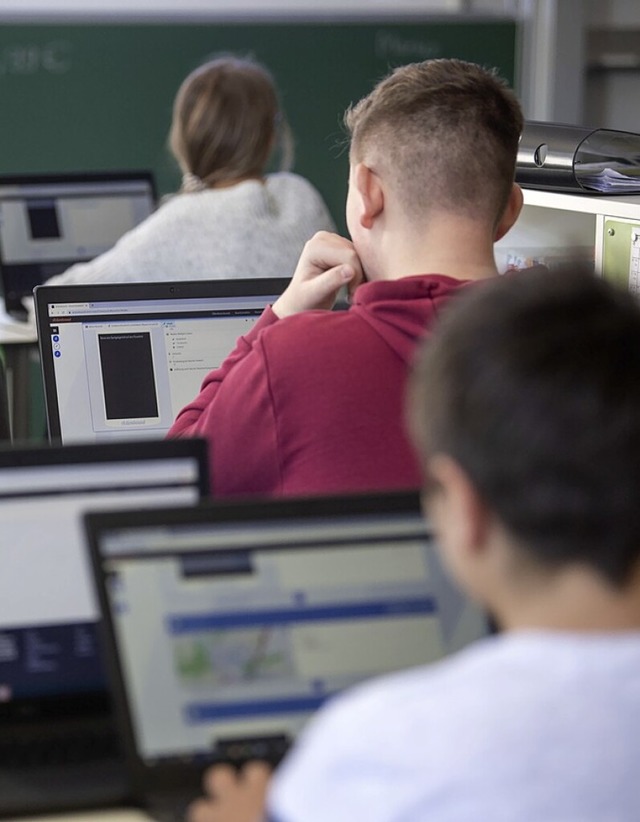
[516,121,640,194]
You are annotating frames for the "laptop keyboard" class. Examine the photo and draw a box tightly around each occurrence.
[0,725,121,770]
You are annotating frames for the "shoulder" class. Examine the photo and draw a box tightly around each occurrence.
[118,193,204,235]
[151,190,223,217]
[130,191,247,237]
[311,635,508,727]
[265,172,328,204]
[269,633,640,822]
[268,639,506,820]
[280,637,505,764]
[257,308,363,358]
[310,630,640,748]
[266,171,319,190]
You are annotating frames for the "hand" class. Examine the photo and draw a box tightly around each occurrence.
[273,231,364,318]
[187,761,271,822]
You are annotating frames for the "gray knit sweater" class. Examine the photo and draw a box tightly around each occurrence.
[45,172,335,285]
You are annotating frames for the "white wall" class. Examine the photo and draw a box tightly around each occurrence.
[0,0,465,19]
[587,0,640,27]
[585,0,640,132]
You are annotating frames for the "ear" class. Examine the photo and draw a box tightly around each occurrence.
[352,162,384,230]
[494,183,523,242]
[422,455,492,567]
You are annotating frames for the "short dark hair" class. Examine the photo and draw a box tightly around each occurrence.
[408,267,640,588]
[344,58,523,226]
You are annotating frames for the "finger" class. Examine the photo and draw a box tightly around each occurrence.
[309,263,357,302]
[298,232,360,279]
[204,764,238,797]
[242,759,272,787]
[346,265,366,300]
[307,248,361,281]
[187,797,217,822]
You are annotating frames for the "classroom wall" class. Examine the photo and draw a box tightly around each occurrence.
[585,0,640,132]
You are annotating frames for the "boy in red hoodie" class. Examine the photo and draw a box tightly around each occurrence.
[169,58,524,498]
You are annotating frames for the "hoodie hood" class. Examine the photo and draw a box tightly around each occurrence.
[350,274,474,365]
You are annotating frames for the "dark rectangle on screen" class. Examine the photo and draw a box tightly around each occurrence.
[98,332,158,419]
[27,199,61,239]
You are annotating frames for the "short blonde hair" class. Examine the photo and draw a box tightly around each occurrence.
[344,58,523,226]
[169,55,288,189]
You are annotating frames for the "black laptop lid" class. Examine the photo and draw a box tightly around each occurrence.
[85,490,491,804]
[0,171,156,316]
[34,278,290,444]
[0,438,208,729]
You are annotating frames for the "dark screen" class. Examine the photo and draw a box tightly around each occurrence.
[27,199,61,239]
[99,333,158,420]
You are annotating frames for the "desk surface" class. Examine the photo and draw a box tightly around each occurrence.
[0,306,37,345]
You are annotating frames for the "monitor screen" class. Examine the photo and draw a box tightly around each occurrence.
[0,171,156,313]
[0,439,207,718]
[34,279,289,444]
[86,492,490,768]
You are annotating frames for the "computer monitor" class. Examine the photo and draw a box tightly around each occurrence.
[0,439,208,816]
[0,439,207,709]
[84,491,491,813]
[34,278,289,444]
[0,171,156,316]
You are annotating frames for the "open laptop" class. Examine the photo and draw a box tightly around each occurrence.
[34,278,289,444]
[0,438,208,817]
[85,490,491,819]
[0,171,156,319]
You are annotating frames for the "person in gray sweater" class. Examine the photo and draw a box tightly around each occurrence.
[45,56,334,286]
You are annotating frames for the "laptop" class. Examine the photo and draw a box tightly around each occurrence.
[34,278,290,444]
[0,438,208,817]
[0,171,156,319]
[85,490,491,819]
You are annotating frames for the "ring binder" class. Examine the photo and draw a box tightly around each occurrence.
[516,121,640,194]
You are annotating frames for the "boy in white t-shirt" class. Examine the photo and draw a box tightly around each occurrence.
[189,266,640,822]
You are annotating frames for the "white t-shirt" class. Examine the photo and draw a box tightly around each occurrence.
[45,173,335,286]
[268,631,640,822]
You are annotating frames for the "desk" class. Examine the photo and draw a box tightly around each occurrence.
[6,811,152,822]
[0,308,39,442]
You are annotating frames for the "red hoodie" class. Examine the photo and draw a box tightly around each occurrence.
[168,273,473,498]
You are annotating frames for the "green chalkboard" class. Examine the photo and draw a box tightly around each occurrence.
[0,20,517,231]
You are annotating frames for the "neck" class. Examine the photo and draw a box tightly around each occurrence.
[491,560,640,634]
[366,212,501,283]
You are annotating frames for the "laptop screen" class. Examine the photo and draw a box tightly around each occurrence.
[0,439,208,722]
[0,171,156,314]
[85,492,490,777]
[34,278,289,444]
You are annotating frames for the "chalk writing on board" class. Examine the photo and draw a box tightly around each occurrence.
[0,42,71,76]
[375,31,441,62]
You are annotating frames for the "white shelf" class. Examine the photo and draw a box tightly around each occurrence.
[495,187,640,282]
[522,188,640,219]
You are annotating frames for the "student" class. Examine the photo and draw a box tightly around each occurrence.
[168,58,524,498]
[45,56,334,286]
[188,266,640,822]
